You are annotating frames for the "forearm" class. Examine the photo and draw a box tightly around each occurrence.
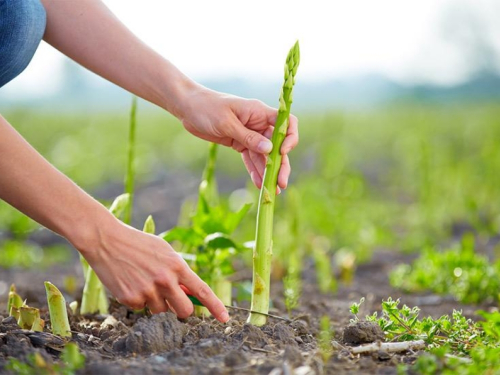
[0,114,114,253]
[40,0,196,118]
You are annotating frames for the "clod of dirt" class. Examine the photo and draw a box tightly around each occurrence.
[283,345,303,367]
[224,350,247,367]
[342,321,384,345]
[233,323,269,348]
[112,312,187,354]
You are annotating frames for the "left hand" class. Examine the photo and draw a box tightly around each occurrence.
[178,86,299,190]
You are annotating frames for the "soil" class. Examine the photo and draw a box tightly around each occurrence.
[0,247,496,375]
[0,176,497,374]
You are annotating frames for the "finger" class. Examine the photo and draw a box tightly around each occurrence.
[146,295,169,314]
[242,151,261,188]
[263,126,274,140]
[280,115,299,155]
[230,119,273,155]
[179,269,229,323]
[278,154,291,189]
[162,286,195,319]
[249,151,266,184]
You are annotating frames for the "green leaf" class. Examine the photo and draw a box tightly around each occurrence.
[161,227,204,247]
[204,233,237,250]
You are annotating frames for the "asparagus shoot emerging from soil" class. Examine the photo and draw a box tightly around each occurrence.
[7,284,23,317]
[18,306,44,332]
[248,41,300,326]
[124,96,137,225]
[44,281,71,338]
[80,193,130,315]
[143,215,156,234]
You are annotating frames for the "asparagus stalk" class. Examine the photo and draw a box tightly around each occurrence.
[7,284,23,317]
[45,281,71,338]
[247,41,300,326]
[124,96,137,225]
[143,215,156,234]
[197,143,219,213]
[80,193,130,314]
[18,306,44,332]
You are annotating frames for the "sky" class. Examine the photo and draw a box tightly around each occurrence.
[3,0,500,99]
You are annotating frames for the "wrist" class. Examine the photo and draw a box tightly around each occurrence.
[64,203,119,260]
[154,60,201,120]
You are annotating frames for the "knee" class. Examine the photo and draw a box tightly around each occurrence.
[0,0,47,87]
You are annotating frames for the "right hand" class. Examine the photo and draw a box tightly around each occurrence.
[77,216,229,322]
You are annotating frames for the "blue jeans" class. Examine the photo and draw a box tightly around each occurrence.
[0,0,46,88]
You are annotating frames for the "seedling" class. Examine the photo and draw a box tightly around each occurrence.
[390,234,500,304]
[123,96,137,225]
[80,193,130,314]
[248,41,300,326]
[7,284,23,317]
[162,143,251,309]
[45,281,71,338]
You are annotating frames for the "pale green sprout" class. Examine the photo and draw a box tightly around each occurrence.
[45,281,71,338]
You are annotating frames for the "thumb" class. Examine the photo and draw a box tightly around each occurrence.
[231,123,273,154]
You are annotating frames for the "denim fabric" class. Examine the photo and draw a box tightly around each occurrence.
[0,0,46,88]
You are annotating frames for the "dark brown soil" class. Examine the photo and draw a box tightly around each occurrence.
[0,247,496,375]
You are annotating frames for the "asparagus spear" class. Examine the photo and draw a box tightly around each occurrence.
[45,281,71,338]
[247,41,300,326]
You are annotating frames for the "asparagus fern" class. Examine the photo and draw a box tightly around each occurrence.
[247,41,300,326]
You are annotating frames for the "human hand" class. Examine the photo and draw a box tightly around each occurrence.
[178,86,299,190]
[78,217,229,323]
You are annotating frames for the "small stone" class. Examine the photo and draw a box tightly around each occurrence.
[377,350,391,361]
[152,355,166,364]
[224,326,232,335]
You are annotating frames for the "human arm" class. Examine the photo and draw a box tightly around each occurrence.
[0,114,229,322]
[39,0,298,189]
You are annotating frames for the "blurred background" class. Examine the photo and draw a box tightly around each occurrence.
[1,0,499,294]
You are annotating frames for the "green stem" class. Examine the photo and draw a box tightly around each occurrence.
[197,143,219,214]
[213,278,232,306]
[80,265,108,314]
[124,96,137,225]
[45,281,71,338]
[248,41,300,326]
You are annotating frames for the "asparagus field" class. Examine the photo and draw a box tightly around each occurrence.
[1,54,500,373]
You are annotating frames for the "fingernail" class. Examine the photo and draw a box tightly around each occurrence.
[258,140,273,153]
[220,310,230,323]
[250,172,257,186]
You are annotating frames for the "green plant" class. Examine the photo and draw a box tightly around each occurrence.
[5,343,85,375]
[351,298,500,372]
[123,96,137,225]
[7,284,23,316]
[80,193,129,315]
[319,315,333,363]
[248,41,300,326]
[162,143,251,308]
[311,236,337,294]
[45,281,71,338]
[390,234,500,304]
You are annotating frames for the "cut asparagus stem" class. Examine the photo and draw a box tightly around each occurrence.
[7,285,23,317]
[248,41,300,326]
[45,281,71,338]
